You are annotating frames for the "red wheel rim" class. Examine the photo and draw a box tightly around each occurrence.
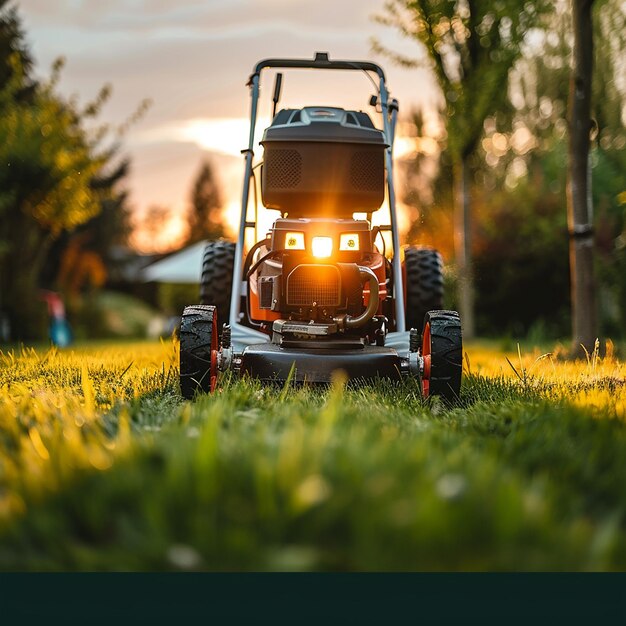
[210,348,218,392]
[209,311,218,393]
[422,321,431,397]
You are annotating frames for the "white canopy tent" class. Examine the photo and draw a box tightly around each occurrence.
[142,241,207,284]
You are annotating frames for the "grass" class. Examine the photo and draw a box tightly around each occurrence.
[0,339,625,570]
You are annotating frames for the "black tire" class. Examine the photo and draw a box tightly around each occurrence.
[405,246,444,330]
[199,241,236,327]
[422,310,462,403]
[179,304,218,400]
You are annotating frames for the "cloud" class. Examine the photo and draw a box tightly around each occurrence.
[22,0,380,35]
[22,0,434,126]
[135,116,272,157]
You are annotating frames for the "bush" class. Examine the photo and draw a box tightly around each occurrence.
[157,283,199,317]
[69,291,161,339]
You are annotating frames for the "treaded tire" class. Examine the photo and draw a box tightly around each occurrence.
[199,241,236,327]
[422,310,462,403]
[405,246,444,330]
[180,304,218,400]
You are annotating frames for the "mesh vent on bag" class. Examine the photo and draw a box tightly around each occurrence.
[265,149,302,188]
[349,151,383,192]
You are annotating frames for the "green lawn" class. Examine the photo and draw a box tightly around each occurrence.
[0,340,625,570]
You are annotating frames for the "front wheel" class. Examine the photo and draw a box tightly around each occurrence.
[421,310,462,403]
[179,304,218,400]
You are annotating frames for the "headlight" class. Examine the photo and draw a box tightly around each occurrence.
[339,233,360,251]
[285,231,305,250]
[312,236,333,258]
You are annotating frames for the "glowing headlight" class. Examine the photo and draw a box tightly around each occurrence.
[339,233,360,251]
[312,236,333,258]
[285,231,305,250]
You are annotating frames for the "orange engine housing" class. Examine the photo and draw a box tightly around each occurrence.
[247,217,388,329]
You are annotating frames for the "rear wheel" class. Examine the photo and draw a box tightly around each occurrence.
[179,304,218,399]
[200,241,236,327]
[404,246,444,331]
[421,310,462,403]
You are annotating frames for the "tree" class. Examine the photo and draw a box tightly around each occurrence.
[397,0,626,341]
[0,60,105,337]
[185,159,224,245]
[42,157,134,289]
[0,3,148,339]
[567,0,597,355]
[87,158,133,258]
[496,0,625,342]
[0,0,33,97]
[401,109,572,337]
[374,0,550,338]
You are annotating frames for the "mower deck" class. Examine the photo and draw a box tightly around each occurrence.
[239,341,404,384]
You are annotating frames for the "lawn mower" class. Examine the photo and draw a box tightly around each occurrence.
[179,53,462,401]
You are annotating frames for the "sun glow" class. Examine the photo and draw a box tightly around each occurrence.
[130,207,189,254]
[180,117,269,157]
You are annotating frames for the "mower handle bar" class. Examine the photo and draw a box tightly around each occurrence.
[250,52,386,83]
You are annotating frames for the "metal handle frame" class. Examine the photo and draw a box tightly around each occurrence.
[229,52,406,334]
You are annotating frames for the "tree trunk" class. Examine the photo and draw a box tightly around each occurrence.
[567,0,597,356]
[454,154,475,340]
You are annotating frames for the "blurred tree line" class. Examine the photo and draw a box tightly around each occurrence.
[0,0,150,340]
[377,0,625,341]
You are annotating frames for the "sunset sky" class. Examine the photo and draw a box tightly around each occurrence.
[19,0,439,250]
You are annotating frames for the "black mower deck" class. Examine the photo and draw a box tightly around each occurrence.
[240,342,403,384]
